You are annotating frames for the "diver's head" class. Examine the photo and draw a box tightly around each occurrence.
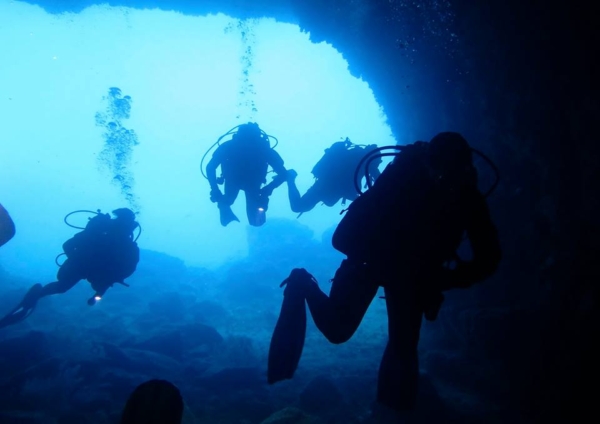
[112,208,139,233]
[121,379,184,424]
[112,207,135,221]
[428,132,477,189]
[235,122,262,140]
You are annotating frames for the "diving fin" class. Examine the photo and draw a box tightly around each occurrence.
[218,204,239,227]
[0,283,42,329]
[267,270,308,384]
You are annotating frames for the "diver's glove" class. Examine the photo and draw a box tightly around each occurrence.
[88,281,113,305]
[210,188,223,203]
[280,268,318,298]
[286,169,298,183]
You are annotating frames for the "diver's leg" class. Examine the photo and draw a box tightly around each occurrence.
[39,259,83,297]
[0,260,82,328]
[245,187,266,227]
[268,263,377,384]
[305,259,379,343]
[38,279,79,296]
[218,183,240,226]
[377,278,424,412]
[221,182,239,206]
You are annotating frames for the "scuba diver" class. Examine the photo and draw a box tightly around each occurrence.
[0,203,15,247]
[286,138,382,214]
[0,208,140,329]
[268,132,502,417]
[202,122,288,227]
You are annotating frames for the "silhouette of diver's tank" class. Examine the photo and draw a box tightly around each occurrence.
[332,143,430,263]
[333,136,500,264]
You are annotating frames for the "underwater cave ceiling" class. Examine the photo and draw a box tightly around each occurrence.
[22,0,470,142]
[18,0,594,135]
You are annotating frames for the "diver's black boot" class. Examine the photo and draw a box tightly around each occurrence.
[218,204,239,226]
[267,268,317,384]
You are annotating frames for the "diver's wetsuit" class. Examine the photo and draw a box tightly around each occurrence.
[270,137,501,412]
[207,136,287,226]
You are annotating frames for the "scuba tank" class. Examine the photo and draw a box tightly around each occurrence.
[333,135,500,263]
[83,212,111,234]
[56,209,141,266]
[332,142,428,261]
[311,139,351,180]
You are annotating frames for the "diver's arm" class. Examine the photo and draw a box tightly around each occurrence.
[261,150,288,196]
[447,191,502,288]
[0,203,15,247]
[267,149,287,176]
[206,148,222,190]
